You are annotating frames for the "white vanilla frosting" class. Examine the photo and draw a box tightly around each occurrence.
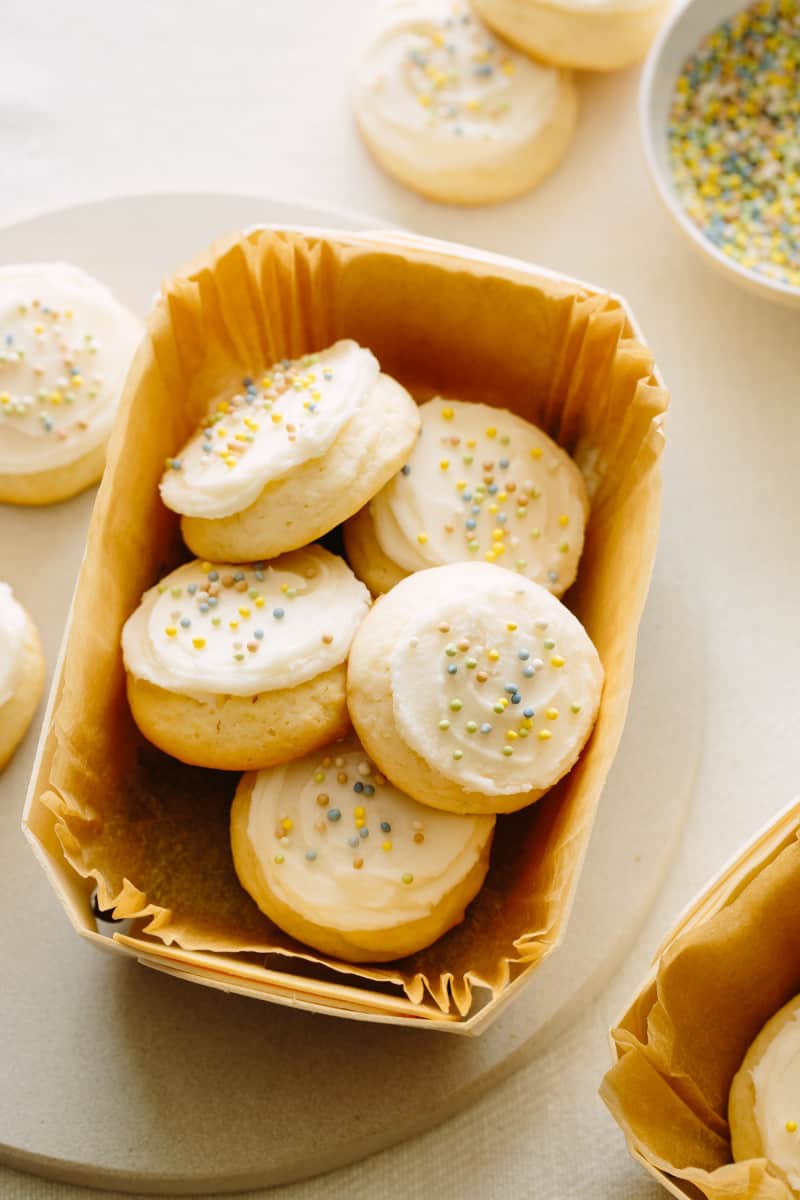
[159,340,380,520]
[369,398,587,594]
[753,1010,800,1190]
[244,737,494,931]
[0,582,27,707]
[122,547,371,697]
[389,562,602,795]
[0,263,142,474]
[354,0,562,175]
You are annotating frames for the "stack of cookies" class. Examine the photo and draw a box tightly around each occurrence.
[121,338,604,963]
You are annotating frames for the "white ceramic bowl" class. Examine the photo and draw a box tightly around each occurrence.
[640,0,800,309]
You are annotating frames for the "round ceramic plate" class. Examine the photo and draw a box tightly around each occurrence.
[0,193,701,1195]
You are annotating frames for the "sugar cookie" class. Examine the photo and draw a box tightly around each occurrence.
[0,583,46,769]
[122,547,370,771]
[353,0,577,206]
[347,562,603,814]
[344,397,588,597]
[0,263,142,505]
[160,340,420,563]
[730,994,800,1194]
[473,0,671,71]
[230,736,495,961]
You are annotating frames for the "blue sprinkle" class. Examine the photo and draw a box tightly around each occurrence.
[208,571,219,581]
[281,358,291,368]
[401,464,411,476]
[548,570,559,582]
[447,663,458,674]
[242,376,253,387]
[462,491,472,501]
[70,366,80,375]
[380,821,391,833]
[187,584,197,595]
[254,629,264,640]
[233,571,245,582]
[471,505,481,515]
[202,443,213,454]
[466,519,476,530]
[4,334,13,345]
[497,513,507,524]
[348,835,359,848]
[245,394,255,405]
[523,665,535,677]
[169,458,182,470]
[354,781,365,794]
[363,784,374,796]
[511,693,522,704]
[180,618,191,629]
[273,607,285,619]
[499,458,510,469]
[305,849,317,862]
[504,683,518,694]
[255,570,265,581]
[480,723,492,734]
[518,649,530,660]
[327,808,341,822]
[359,827,369,839]
[523,707,535,718]
[488,484,498,495]
[199,603,209,614]
[207,596,218,608]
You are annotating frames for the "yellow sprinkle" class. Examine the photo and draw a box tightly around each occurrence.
[165,626,177,638]
[498,492,507,502]
[238,607,251,618]
[546,707,559,720]
[787,1121,797,1133]
[530,447,543,459]
[255,596,265,608]
[521,718,533,731]
[217,401,231,414]
[537,729,552,741]
[559,514,569,527]
[201,562,212,572]
[492,529,504,541]
[441,406,454,420]
[192,637,206,649]
[486,426,496,438]
[501,60,515,75]
[488,503,499,514]
[419,94,432,108]
[50,391,63,405]
[467,438,476,448]
[495,544,506,556]
[33,323,44,334]
[559,542,569,553]
[354,806,365,818]
[355,818,365,829]
[244,418,259,431]
[488,648,500,662]
[417,532,428,544]
[505,730,518,741]
[271,412,282,423]
[456,479,467,490]
[71,375,83,389]
[485,550,497,562]
[551,655,565,668]
[507,622,517,631]
[382,840,393,852]
[439,459,449,470]
[229,620,239,630]
[281,818,293,832]
[216,427,227,437]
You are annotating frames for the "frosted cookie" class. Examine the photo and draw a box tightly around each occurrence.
[230,736,495,962]
[347,562,603,814]
[472,0,671,71]
[0,583,46,769]
[344,398,588,597]
[160,340,420,563]
[0,263,142,505]
[353,0,577,206]
[730,995,800,1193]
[122,547,370,771]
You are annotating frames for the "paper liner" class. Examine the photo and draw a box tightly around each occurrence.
[602,798,800,1196]
[23,227,666,1029]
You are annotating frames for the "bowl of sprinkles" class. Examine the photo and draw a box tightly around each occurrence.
[641,0,800,306]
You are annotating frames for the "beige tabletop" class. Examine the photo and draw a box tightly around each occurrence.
[2,2,800,1198]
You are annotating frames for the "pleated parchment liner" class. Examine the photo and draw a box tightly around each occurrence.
[602,797,800,1197]
[23,227,667,1032]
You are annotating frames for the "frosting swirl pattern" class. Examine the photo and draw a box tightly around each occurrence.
[0,263,142,474]
[122,547,370,697]
[244,737,495,930]
[355,0,562,174]
[388,563,603,796]
[369,398,588,594]
[0,583,27,707]
[159,340,380,519]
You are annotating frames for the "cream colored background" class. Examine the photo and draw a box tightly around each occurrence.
[2,1,800,1197]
